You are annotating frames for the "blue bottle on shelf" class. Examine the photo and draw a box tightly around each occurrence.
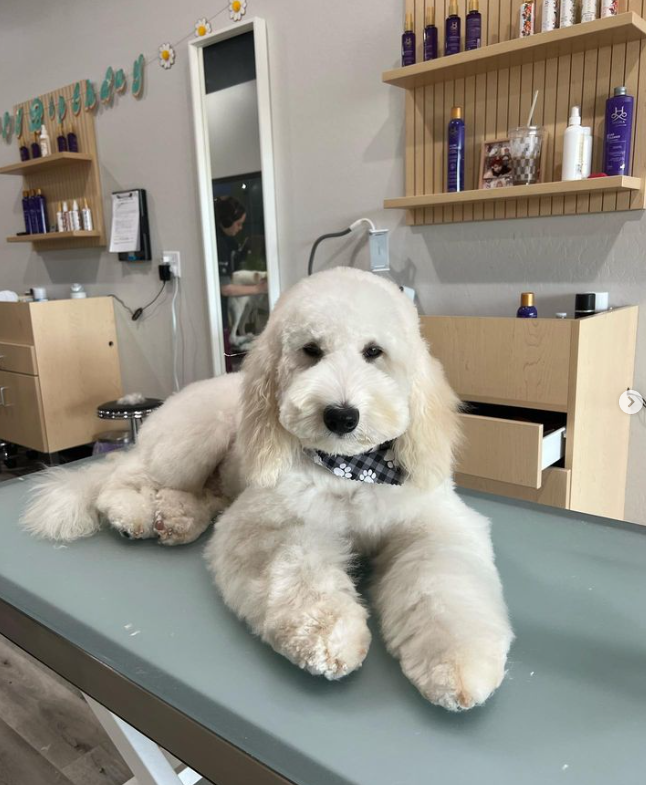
[402,12,416,66]
[517,292,538,318]
[21,190,32,234]
[447,107,465,193]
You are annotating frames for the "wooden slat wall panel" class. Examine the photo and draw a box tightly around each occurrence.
[15,82,105,250]
[576,47,599,213]
[407,2,645,224]
[602,41,627,211]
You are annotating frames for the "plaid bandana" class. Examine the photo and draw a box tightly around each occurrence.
[307,441,406,486]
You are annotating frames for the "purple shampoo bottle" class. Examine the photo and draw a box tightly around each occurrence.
[466,0,482,50]
[445,0,461,55]
[423,7,438,61]
[402,13,416,66]
[517,292,538,318]
[21,190,32,234]
[604,86,634,175]
[447,107,465,192]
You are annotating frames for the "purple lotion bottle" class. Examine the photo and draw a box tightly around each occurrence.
[19,143,30,161]
[517,292,538,318]
[36,189,49,233]
[466,0,482,50]
[22,190,32,234]
[603,86,634,176]
[30,133,42,159]
[447,107,465,192]
[28,191,41,233]
[67,126,79,153]
[402,13,416,66]
[57,128,68,152]
[445,0,461,56]
[423,7,438,61]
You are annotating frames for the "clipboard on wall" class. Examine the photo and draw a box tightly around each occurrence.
[111,188,152,262]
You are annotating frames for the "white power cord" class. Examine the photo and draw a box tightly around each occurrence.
[171,276,180,392]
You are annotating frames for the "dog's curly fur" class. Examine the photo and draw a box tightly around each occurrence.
[21,267,513,710]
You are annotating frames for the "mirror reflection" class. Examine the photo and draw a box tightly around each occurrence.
[204,30,269,372]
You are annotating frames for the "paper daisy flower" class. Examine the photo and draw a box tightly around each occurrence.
[229,0,247,22]
[159,43,176,69]
[194,18,212,37]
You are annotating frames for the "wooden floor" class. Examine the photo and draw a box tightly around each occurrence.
[0,634,132,785]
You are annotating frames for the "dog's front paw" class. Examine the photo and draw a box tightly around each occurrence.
[270,597,371,680]
[401,644,508,711]
[153,489,221,546]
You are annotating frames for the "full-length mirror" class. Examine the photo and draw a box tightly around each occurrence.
[190,18,279,375]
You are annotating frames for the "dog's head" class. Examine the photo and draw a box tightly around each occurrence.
[237,268,460,490]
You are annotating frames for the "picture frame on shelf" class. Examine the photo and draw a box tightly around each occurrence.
[479,139,514,189]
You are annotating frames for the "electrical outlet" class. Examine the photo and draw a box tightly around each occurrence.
[369,230,389,272]
[162,251,181,278]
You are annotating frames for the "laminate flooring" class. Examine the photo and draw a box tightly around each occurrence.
[0,634,132,785]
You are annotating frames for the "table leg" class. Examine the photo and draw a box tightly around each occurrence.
[83,693,202,785]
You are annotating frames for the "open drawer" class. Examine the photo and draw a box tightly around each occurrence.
[456,407,566,489]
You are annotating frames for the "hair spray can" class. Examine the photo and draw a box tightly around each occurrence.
[581,0,598,21]
[560,0,576,27]
[542,0,558,31]
[601,0,618,16]
[519,1,535,36]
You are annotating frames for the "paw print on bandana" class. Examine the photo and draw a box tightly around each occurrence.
[333,463,353,478]
[383,449,396,469]
[359,469,377,483]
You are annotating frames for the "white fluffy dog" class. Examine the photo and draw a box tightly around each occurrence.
[22,268,513,711]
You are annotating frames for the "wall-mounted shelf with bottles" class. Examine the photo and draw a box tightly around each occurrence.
[385,3,646,225]
[0,81,105,249]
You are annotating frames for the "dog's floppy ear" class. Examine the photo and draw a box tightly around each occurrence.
[237,321,296,487]
[393,337,462,490]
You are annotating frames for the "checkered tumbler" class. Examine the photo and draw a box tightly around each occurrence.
[509,126,543,185]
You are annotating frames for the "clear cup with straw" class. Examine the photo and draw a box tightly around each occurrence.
[509,125,544,185]
[509,89,544,185]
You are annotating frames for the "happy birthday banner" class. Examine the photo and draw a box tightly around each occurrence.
[1,1,248,143]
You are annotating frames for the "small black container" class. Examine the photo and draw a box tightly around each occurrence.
[574,292,595,319]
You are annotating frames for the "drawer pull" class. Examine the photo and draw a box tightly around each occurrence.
[0,386,11,406]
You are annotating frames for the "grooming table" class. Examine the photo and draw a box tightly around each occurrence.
[1,472,645,785]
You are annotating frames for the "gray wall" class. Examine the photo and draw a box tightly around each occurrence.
[0,0,644,523]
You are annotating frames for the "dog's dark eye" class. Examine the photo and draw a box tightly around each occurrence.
[302,342,323,360]
[363,344,383,361]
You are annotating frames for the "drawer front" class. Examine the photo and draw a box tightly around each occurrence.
[0,302,34,344]
[0,370,47,452]
[421,316,572,411]
[456,468,571,509]
[0,342,37,375]
[457,413,564,489]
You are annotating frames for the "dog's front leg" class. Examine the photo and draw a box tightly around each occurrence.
[206,488,371,680]
[372,488,513,711]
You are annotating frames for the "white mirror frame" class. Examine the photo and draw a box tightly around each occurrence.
[189,17,280,377]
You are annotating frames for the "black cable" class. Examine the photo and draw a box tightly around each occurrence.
[308,228,352,276]
[109,281,167,321]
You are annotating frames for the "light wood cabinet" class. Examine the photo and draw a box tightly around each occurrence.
[0,298,122,454]
[421,307,638,519]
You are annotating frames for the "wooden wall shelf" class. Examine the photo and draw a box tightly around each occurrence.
[6,81,105,249]
[385,175,642,209]
[383,12,646,88]
[0,153,93,177]
[7,231,101,243]
[390,0,646,224]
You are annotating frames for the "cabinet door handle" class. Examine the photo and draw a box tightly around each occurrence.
[0,386,9,406]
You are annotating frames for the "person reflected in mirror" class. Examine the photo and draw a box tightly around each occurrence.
[215,197,268,368]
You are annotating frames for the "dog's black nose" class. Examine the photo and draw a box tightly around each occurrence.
[323,405,360,435]
[120,530,132,539]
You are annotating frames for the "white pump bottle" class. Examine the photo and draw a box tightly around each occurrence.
[562,106,592,181]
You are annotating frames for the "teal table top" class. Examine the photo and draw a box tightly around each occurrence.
[1,472,645,785]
